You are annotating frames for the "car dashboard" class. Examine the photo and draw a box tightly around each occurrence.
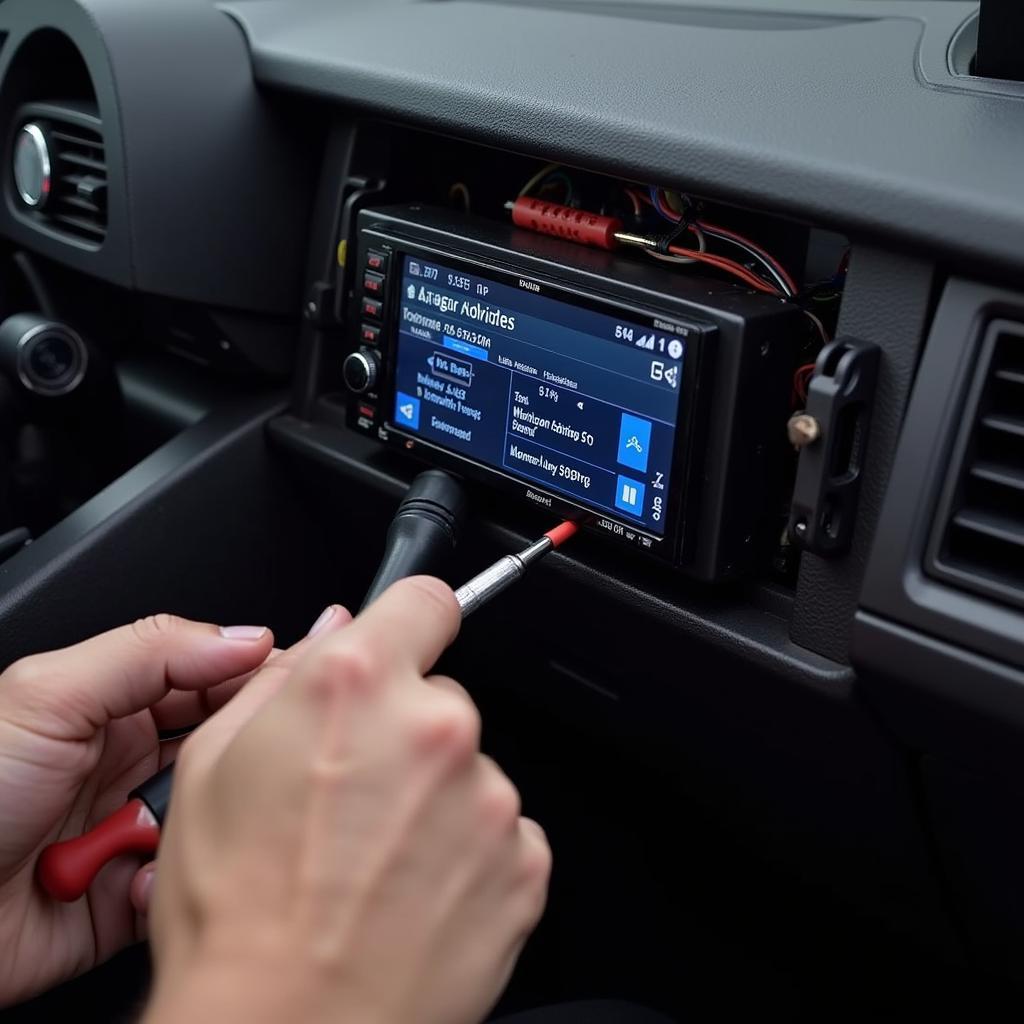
[1,0,1024,1018]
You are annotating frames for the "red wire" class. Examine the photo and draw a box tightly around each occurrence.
[696,218,799,296]
[666,245,781,295]
[649,188,796,296]
[792,362,817,406]
[645,198,777,293]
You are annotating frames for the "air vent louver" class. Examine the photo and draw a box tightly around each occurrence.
[931,321,1024,607]
[11,102,107,247]
[48,120,107,243]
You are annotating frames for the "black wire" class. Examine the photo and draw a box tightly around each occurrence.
[655,215,697,255]
[699,229,792,296]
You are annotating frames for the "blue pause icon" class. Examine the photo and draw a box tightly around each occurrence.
[614,475,646,516]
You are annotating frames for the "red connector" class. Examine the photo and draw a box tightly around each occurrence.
[38,762,173,902]
[37,800,161,902]
[511,197,622,250]
[544,520,579,549]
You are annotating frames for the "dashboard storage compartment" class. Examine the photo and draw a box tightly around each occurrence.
[0,393,331,664]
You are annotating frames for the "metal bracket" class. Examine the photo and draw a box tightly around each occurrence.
[788,336,881,557]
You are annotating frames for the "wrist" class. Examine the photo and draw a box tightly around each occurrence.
[144,943,309,1024]
[145,973,302,1024]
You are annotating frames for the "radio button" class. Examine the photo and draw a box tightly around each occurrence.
[363,271,385,296]
[360,322,381,345]
[366,250,389,274]
[343,347,380,395]
[361,296,383,320]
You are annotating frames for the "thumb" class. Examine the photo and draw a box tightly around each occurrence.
[1,615,274,741]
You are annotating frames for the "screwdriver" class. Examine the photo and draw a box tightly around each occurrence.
[456,520,578,617]
[36,518,579,902]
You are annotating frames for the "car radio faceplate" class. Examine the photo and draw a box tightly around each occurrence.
[344,205,802,581]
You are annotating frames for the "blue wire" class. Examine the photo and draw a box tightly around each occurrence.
[648,185,678,223]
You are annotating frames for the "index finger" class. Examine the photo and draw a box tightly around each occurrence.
[347,576,461,676]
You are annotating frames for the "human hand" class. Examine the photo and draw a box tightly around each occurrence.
[145,578,551,1024]
[0,613,279,1007]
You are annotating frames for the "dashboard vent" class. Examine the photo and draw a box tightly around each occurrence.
[11,102,107,247]
[930,321,1024,608]
[48,120,107,243]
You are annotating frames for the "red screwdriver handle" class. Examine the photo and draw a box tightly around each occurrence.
[37,799,161,902]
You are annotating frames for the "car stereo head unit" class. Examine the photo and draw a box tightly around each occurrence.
[343,204,803,581]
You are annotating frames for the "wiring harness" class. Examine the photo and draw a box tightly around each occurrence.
[502,166,848,406]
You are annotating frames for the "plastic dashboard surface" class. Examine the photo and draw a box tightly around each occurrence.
[220,0,1024,276]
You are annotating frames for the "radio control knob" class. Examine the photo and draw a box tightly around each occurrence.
[343,347,380,394]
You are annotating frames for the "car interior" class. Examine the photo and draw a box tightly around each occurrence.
[2,0,1024,1019]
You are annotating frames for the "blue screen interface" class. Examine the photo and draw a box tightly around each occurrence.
[390,254,687,535]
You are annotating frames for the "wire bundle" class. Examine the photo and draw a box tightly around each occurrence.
[512,167,835,404]
[517,171,799,298]
[643,187,798,297]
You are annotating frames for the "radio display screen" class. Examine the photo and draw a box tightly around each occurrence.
[389,253,689,536]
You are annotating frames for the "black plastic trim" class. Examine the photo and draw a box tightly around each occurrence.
[221,0,1024,280]
[790,246,935,663]
[0,0,315,314]
[853,611,1024,777]
[0,394,290,665]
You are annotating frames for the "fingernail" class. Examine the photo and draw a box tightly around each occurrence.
[219,625,269,641]
[307,605,338,638]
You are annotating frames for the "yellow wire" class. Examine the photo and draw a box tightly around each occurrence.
[517,162,562,198]
[663,190,687,215]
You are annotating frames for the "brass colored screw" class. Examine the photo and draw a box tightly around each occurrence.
[787,413,821,450]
